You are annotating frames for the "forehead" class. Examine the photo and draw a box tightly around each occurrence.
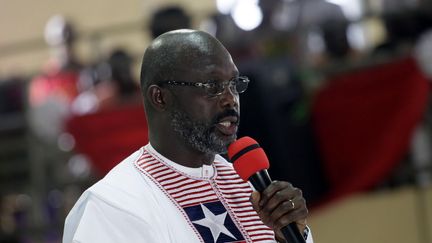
[179,49,239,81]
[150,31,240,82]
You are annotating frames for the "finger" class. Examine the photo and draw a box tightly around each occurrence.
[259,181,293,207]
[272,206,309,231]
[296,219,308,234]
[268,197,307,226]
[250,191,261,213]
[261,187,303,216]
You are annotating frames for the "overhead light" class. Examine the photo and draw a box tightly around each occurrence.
[231,0,263,31]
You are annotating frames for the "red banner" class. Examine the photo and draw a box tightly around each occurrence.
[312,57,429,205]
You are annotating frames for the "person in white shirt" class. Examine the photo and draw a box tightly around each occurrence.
[63,29,313,243]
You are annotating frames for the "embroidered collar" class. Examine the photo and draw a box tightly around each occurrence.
[145,143,216,180]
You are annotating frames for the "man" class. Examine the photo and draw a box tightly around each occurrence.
[63,29,313,243]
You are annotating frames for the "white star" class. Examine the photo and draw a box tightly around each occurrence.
[193,204,236,242]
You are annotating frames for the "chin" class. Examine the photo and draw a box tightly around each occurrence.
[220,134,236,145]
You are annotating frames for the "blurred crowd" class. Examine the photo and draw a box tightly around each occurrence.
[1,0,432,242]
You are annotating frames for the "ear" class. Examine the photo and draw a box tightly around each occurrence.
[147,84,170,111]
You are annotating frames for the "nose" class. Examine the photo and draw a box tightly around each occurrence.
[219,84,239,109]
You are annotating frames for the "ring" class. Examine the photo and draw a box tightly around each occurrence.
[289,199,295,209]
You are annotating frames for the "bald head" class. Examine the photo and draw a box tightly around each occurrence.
[140,29,231,101]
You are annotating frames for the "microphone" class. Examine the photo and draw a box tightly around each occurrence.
[228,136,306,243]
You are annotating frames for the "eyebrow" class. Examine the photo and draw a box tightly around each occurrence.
[206,69,239,79]
[211,73,240,82]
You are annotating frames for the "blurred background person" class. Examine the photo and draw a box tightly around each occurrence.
[148,5,192,39]
[71,48,140,115]
[21,15,87,243]
[27,15,82,144]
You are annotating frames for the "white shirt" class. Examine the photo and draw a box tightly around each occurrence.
[63,144,313,243]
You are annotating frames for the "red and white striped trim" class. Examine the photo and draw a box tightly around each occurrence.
[135,148,275,242]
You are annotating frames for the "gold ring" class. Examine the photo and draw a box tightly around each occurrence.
[289,199,295,209]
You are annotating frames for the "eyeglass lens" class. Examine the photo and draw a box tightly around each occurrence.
[208,78,248,96]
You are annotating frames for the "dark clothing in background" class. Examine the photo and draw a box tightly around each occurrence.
[237,57,329,205]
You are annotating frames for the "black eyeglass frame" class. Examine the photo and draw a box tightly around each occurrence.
[158,76,250,97]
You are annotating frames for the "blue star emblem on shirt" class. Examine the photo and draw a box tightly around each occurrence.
[183,201,245,243]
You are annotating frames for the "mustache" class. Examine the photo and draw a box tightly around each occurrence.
[214,109,240,125]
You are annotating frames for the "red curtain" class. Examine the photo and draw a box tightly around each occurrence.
[312,57,429,204]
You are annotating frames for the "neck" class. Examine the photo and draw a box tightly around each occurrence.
[149,131,216,168]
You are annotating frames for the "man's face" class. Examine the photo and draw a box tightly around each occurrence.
[167,51,240,155]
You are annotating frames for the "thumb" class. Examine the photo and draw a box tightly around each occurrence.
[296,219,307,234]
[250,191,261,212]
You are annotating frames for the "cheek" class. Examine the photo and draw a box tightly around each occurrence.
[191,102,217,122]
[176,96,217,122]
[193,99,221,122]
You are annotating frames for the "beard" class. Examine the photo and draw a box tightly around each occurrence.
[169,108,238,155]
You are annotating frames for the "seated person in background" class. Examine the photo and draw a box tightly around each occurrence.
[72,48,141,114]
[63,29,313,243]
[103,49,141,108]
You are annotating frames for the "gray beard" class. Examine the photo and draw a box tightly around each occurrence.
[170,109,232,155]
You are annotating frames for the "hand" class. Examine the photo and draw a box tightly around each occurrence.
[250,181,308,242]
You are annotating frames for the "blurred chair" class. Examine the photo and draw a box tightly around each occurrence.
[312,57,429,205]
[66,104,148,176]
[0,77,28,191]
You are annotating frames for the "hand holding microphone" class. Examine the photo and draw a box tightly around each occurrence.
[228,137,308,243]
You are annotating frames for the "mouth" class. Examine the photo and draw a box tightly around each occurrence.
[215,116,238,136]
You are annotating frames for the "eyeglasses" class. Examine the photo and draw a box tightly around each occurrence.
[159,76,250,97]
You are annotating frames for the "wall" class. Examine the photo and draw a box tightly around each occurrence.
[309,186,432,243]
[0,0,215,76]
